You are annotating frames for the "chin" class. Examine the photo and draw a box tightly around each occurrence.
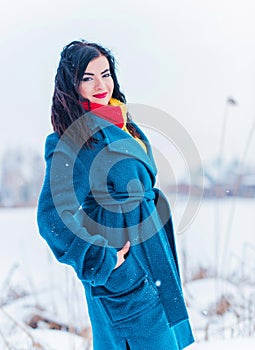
[101,99,110,106]
[92,98,109,106]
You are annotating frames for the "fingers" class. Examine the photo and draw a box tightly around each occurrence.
[121,240,130,255]
[114,241,131,270]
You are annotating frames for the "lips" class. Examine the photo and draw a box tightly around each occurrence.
[93,92,108,99]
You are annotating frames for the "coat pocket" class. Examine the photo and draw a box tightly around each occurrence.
[90,252,159,325]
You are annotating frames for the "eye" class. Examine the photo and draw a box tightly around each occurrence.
[102,73,111,78]
[81,77,93,82]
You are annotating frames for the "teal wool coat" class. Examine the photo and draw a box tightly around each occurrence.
[37,112,195,350]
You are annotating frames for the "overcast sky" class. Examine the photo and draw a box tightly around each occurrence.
[0,0,255,172]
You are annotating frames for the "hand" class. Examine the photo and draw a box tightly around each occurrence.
[114,241,131,270]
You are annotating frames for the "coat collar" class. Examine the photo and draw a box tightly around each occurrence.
[85,112,158,176]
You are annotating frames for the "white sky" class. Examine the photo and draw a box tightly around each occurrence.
[0,0,255,170]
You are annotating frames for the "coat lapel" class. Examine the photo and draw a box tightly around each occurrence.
[85,112,158,176]
[130,120,158,173]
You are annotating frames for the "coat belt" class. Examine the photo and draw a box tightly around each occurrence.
[82,189,156,207]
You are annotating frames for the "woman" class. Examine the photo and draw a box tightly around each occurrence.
[37,39,195,350]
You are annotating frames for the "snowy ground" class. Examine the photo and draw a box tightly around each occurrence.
[0,197,254,349]
[191,337,255,349]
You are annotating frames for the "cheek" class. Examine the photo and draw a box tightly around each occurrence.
[78,84,91,98]
[108,79,114,92]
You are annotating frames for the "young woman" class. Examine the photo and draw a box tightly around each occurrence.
[37,39,195,350]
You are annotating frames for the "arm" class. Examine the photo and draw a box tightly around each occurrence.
[37,133,117,286]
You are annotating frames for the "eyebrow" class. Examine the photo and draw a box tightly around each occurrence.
[83,68,110,76]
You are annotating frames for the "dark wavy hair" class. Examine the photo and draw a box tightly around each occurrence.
[51,39,139,148]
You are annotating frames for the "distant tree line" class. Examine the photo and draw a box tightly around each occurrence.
[167,158,255,198]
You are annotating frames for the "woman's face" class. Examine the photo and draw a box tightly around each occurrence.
[78,55,114,105]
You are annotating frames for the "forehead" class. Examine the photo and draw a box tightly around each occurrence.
[85,55,110,72]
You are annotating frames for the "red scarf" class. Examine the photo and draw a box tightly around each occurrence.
[80,100,125,129]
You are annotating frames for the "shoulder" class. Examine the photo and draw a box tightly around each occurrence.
[43,132,60,160]
[43,132,79,161]
[45,132,60,148]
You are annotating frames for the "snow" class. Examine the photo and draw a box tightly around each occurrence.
[190,337,255,350]
[0,207,91,349]
[29,330,88,350]
[0,328,88,350]
[174,196,255,278]
[0,198,255,349]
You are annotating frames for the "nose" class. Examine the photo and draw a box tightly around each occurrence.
[94,77,105,91]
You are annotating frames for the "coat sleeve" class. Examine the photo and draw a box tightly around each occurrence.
[37,133,118,286]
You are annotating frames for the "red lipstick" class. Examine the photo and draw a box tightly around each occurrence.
[93,92,108,99]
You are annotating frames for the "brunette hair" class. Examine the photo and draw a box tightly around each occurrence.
[51,39,139,148]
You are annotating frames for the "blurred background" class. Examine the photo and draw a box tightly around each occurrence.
[0,0,255,349]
